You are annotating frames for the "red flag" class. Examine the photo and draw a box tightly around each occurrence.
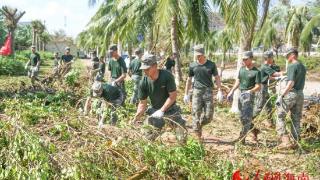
[0,33,12,56]
[232,170,242,180]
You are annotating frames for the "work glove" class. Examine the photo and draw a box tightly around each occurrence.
[274,77,281,81]
[111,81,117,86]
[151,110,164,118]
[276,96,283,106]
[216,90,224,103]
[35,66,39,72]
[183,94,189,104]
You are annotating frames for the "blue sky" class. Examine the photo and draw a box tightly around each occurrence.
[1,0,306,39]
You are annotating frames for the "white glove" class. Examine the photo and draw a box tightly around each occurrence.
[274,77,281,81]
[111,81,117,86]
[25,64,29,70]
[151,110,164,118]
[35,66,39,71]
[216,90,224,102]
[183,94,189,104]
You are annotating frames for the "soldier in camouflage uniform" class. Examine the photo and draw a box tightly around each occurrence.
[52,52,60,77]
[108,44,127,105]
[133,54,186,142]
[227,51,261,144]
[59,47,74,77]
[25,45,41,86]
[92,56,106,81]
[90,81,124,126]
[90,51,100,81]
[128,48,143,104]
[269,60,282,94]
[253,51,285,128]
[184,44,222,140]
[276,48,306,149]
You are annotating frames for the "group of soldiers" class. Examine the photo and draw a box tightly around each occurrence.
[25,45,74,86]
[86,44,306,149]
[26,43,306,149]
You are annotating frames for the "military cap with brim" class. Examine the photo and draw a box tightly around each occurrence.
[285,48,298,57]
[108,44,118,53]
[193,44,205,56]
[140,54,157,70]
[65,47,70,50]
[263,51,273,59]
[242,51,253,60]
[31,45,36,48]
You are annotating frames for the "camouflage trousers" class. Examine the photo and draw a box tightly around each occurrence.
[108,91,124,125]
[276,90,304,141]
[130,75,142,104]
[238,91,255,136]
[111,78,126,105]
[95,90,124,126]
[192,88,214,132]
[253,84,273,121]
[143,105,186,141]
[28,66,39,78]
[28,66,39,84]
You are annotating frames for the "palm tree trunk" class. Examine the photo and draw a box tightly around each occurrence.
[171,15,182,87]
[32,30,36,46]
[147,27,153,53]
[35,33,38,51]
[117,39,122,56]
[128,43,132,61]
[220,51,226,78]
[10,30,15,55]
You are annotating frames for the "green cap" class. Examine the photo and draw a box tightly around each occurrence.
[108,44,118,53]
[285,48,298,57]
[242,51,253,60]
[140,54,157,69]
[194,44,204,56]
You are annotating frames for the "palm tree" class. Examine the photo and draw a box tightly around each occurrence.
[31,20,39,47]
[217,28,234,77]
[254,4,288,58]
[300,6,320,54]
[37,22,45,51]
[0,6,25,54]
[86,0,212,86]
[285,6,308,48]
[31,20,46,51]
[39,31,51,51]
